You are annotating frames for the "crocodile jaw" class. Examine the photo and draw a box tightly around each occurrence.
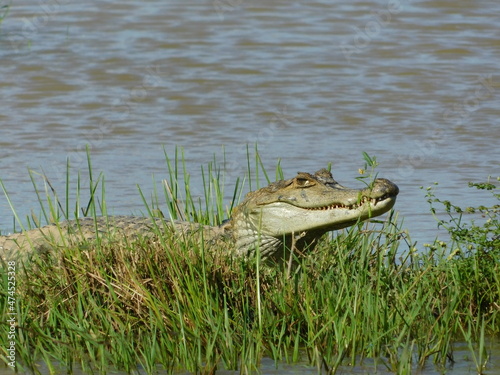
[233,193,397,258]
[255,195,397,236]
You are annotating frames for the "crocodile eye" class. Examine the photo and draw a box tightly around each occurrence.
[295,177,311,187]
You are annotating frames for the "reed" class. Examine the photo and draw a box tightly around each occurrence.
[0,3,9,25]
[0,148,498,374]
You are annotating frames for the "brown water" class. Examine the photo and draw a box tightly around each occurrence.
[0,1,499,245]
[0,1,499,372]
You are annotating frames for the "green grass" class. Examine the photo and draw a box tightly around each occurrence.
[0,148,499,374]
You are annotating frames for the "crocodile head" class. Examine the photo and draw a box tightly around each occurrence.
[230,168,399,260]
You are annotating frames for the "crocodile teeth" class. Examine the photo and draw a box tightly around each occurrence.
[306,195,391,211]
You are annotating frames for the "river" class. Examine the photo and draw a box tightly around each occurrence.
[1,0,499,245]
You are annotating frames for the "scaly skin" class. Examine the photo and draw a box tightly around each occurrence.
[0,169,398,262]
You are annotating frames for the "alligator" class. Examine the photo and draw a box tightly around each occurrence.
[0,169,398,263]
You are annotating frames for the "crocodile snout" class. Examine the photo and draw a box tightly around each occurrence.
[372,178,399,198]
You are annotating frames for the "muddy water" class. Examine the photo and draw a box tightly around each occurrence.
[1,1,499,246]
[0,1,499,373]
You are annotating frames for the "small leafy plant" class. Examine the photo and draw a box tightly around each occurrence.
[424,177,499,254]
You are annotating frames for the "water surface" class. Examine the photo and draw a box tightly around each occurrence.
[1,1,499,246]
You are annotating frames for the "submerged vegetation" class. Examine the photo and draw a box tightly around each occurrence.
[0,149,499,374]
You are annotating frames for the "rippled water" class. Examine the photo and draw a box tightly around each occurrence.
[1,1,499,246]
[0,1,499,371]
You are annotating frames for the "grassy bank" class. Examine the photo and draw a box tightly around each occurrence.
[1,150,499,374]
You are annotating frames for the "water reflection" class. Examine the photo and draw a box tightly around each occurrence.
[0,340,498,375]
